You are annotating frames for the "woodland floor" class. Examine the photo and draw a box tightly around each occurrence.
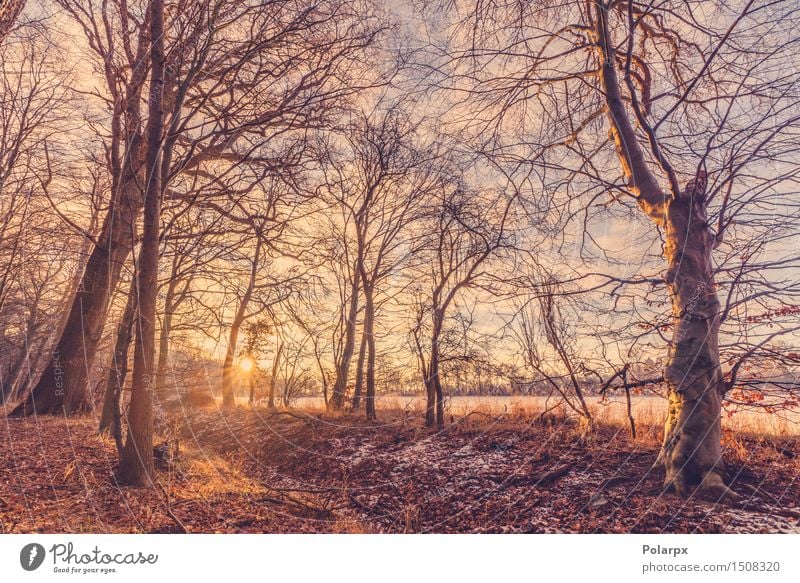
[2,405,800,533]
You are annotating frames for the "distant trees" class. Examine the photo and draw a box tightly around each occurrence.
[411,174,516,428]
[0,0,389,487]
[11,0,387,418]
[320,105,433,418]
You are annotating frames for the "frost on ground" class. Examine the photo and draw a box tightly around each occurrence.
[1,408,799,533]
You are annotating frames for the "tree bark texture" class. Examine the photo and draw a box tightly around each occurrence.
[99,274,137,458]
[117,0,164,486]
[330,266,360,410]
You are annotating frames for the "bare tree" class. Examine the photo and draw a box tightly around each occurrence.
[411,176,515,428]
[117,0,166,487]
[12,0,387,417]
[11,0,151,415]
[221,236,263,408]
[432,0,800,496]
[320,105,432,418]
[98,272,136,455]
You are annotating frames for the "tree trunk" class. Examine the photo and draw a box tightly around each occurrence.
[220,330,239,408]
[99,274,137,458]
[655,185,729,496]
[221,239,261,408]
[267,340,283,408]
[330,266,360,410]
[351,325,367,411]
[9,178,141,417]
[117,0,164,487]
[8,16,147,418]
[434,374,444,430]
[424,377,436,428]
[425,321,442,428]
[593,2,728,497]
[363,287,376,420]
[0,0,26,45]
[7,235,93,404]
[248,372,256,405]
[155,275,179,399]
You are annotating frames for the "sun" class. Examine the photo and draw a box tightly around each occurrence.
[238,357,254,373]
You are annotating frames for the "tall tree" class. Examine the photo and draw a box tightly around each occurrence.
[412,179,514,428]
[12,0,386,417]
[10,0,150,415]
[433,0,800,495]
[117,0,165,486]
[221,236,263,408]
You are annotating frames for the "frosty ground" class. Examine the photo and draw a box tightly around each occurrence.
[1,407,799,533]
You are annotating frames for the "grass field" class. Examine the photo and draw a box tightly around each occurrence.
[290,394,800,437]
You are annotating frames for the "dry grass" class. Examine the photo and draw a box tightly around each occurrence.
[291,394,800,439]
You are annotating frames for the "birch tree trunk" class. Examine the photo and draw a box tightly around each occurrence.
[8,7,149,418]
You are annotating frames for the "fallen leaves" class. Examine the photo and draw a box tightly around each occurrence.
[1,408,799,533]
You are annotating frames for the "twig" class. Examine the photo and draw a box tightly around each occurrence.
[535,462,576,485]
[156,481,188,533]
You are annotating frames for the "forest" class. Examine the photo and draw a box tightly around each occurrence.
[1,0,799,534]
